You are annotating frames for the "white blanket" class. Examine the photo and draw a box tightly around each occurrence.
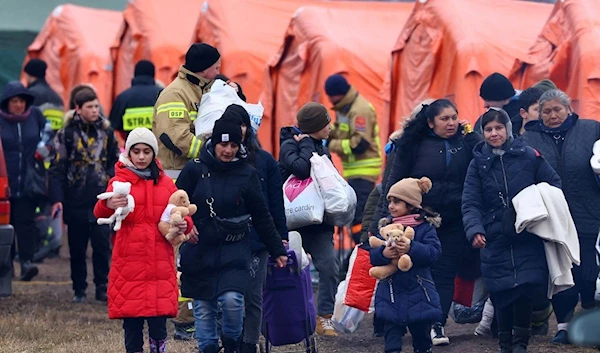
[512,183,580,298]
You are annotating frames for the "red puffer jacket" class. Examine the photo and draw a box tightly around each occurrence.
[94,157,178,319]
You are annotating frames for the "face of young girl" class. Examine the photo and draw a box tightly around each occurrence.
[129,143,154,169]
[388,197,410,218]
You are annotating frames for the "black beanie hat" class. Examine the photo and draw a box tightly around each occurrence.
[24,58,47,79]
[297,102,331,134]
[480,73,515,101]
[211,114,243,145]
[325,74,351,96]
[134,60,155,78]
[184,43,220,73]
[224,104,251,127]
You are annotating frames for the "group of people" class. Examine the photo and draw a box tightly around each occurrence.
[1,41,599,353]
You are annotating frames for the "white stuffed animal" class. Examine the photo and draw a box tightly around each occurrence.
[96,181,135,231]
[591,140,600,174]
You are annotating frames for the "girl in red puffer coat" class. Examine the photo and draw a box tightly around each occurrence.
[94,127,190,353]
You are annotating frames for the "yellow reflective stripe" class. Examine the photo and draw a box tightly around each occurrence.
[339,123,350,132]
[189,111,198,122]
[46,115,63,130]
[342,157,383,168]
[341,139,352,155]
[44,161,50,169]
[186,136,202,159]
[157,102,187,114]
[343,168,382,178]
[122,106,154,131]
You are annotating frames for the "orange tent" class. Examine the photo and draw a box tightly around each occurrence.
[386,0,552,131]
[111,0,204,97]
[25,4,121,111]
[261,2,413,157]
[194,0,318,153]
[510,0,600,119]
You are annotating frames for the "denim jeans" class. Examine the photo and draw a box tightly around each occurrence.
[243,250,269,344]
[193,291,244,351]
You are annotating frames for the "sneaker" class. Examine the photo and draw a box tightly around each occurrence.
[431,322,450,346]
[173,322,195,341]
[316,314,338,336]
[474,322,493,337]
[72,291,86,303]
[19,261,39,281]
[551,330,570,344]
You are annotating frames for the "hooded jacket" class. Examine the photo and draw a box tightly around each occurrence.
[175,141,287,300]
[94,155,178,319]
[153,66,214,170]
[109,75,162,134]
[0,82,45,198]
[27,79,64,131]
[461,138,561,292]
[48,111,119,224]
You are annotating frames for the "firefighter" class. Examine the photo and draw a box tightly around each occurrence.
[23,58,64,132]
[109,60,162,149]
[324,74,382,244]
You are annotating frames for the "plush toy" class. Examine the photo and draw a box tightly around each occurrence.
[368,219,415,280]
[159,190,198,246]
[96,181,135,231]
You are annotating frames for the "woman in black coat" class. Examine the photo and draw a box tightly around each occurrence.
[371,99,480,345]
[521,89,600,344]
[176,115,287,353]
[462,108,561,353]
[0,81,46,281]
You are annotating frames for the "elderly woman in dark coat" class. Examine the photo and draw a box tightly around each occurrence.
[521,89,600,344]
[462,108,561,353]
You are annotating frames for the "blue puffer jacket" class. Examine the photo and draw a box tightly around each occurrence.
[462,138,561,293]
[249,148,288,252]
[0,82,45,198]
[370,222,442,326]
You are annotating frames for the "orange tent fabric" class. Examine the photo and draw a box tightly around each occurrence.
[261,3,413,157]
[386,0,552,131]
[111,0,204,97]
[25,5,121,111]
[509,0,600,120]
[194,0,317,153]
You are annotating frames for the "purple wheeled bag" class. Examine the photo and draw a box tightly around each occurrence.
[262,249,317,352]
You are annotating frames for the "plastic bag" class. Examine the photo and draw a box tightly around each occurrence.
[344,245,377,313]
[194,79,264,137]
[288,231,310,269]
[283,175,324,230]
[332,280,365,333]
[310,153,357,226]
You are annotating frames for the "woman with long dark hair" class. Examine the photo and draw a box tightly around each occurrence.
[370,99,480,345]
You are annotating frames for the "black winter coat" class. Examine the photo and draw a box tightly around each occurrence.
[176,142,287,300]
[28,79,63,109]
[278,127,334,234]
[461,138,561,293]
[369,129,481,237]
[109,76,162,133]
[0,82,45,198]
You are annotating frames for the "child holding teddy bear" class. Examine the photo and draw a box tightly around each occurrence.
[369,176,443,353]
[94,127,191,353]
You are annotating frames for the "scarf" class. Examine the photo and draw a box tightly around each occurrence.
[392,215,424,227]
[119,153,153,180]
[0,108,31,122]
[540,114,574,134]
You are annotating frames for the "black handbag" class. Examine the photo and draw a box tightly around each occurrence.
[200,162,251,242]
[24,158,48,199]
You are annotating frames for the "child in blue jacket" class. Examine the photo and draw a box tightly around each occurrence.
[370,177,443,353]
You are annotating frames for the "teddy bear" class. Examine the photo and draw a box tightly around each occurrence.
[158,190,198,246]
[96,181,135,231]
[368,219,415,280]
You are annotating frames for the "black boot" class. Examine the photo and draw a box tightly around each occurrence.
[20,261,38,281]
[498,331,512,353]
[512,327,531,353]
[95,284,108,302]
[222,336,239,353]
[201,345,219,353]
[240,342,257,353]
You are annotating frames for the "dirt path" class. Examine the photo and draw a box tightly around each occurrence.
[0,246,596,353]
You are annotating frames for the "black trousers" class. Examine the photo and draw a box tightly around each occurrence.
[552,279,598,323]
[10,197,38,262]
[384,320,431,353]
[347,178,375,244]
[123,317,167,353]
[67,222,110,293]
[494,296,533,332]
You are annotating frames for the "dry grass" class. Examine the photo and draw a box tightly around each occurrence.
[0,243,597,353]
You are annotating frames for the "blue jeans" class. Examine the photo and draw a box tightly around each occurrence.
[193,291,244,351]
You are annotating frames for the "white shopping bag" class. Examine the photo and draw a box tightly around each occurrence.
[194,79,264,137]
[287,231,310,269]
[310,153,357,226]
[332,280,366,333]
[283,175,324,230]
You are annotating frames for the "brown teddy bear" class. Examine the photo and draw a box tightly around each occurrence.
[159,190,198,246]
[368,219,415,280]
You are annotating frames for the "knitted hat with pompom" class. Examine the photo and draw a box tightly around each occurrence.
[387,177,432,209]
